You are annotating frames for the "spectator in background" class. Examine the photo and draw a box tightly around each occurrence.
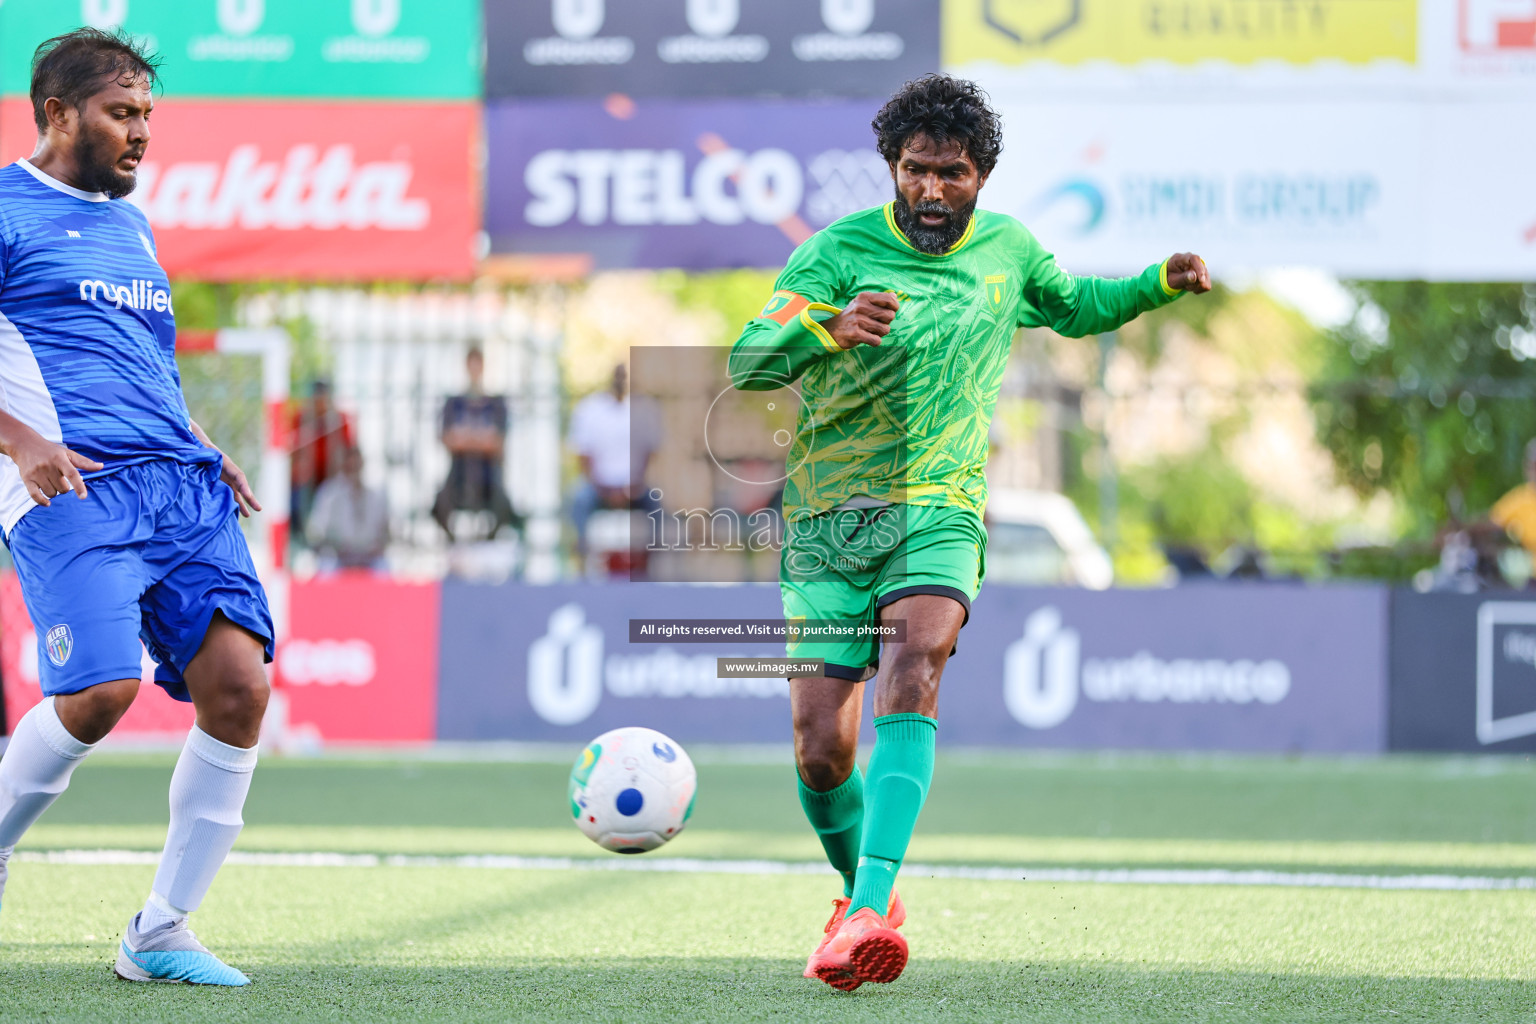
[289,378,352,542]
[432,347,519,541]
[306,447,389,572]
[569,363,660,558]
[1491,439,1536,561]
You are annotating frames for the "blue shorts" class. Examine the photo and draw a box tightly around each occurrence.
[3,459,274,702]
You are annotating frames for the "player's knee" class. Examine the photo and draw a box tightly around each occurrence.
[886,644,947,692]
[793,724,856,791]
[55,677,141,744]
[796,750,855,792]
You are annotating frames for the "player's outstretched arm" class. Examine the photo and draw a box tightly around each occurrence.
[0,409,103,507]
[1026,241,1211,338]
[190,419,262,518]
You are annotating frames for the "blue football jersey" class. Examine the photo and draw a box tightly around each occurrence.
[0,158,216,534]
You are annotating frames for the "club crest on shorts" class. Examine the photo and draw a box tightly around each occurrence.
[45,624,73,667]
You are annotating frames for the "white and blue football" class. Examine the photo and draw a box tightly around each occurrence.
[568,727,697,854]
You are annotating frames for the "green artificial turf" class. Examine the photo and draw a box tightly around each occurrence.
[3,751,1535,1022]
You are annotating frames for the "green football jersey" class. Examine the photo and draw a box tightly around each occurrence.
[729,202,1182,520]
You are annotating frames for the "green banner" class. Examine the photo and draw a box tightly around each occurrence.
[0,0,480,99]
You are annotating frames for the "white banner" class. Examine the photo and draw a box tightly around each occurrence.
[978,99,1536,280]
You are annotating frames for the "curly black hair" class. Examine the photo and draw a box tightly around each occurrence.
[872,74,1003,178]
[31,28,160,133]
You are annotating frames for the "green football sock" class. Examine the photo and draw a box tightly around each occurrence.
[849,713,937,916]
[797,766,864,897]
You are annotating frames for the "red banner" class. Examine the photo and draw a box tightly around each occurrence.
[1,571,439,744]
[275,576,440,743]
[1,571,197,739]
[0,99,477,281]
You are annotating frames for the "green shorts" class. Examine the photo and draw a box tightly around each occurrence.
[780,503,986,681]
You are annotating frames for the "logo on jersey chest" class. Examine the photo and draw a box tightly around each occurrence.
[984,275,1008,310]
[78,277,173,314]
[45,624,73,667]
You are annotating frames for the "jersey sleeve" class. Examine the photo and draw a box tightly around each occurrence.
[728,230,848,391]
[1016,225,1182,338]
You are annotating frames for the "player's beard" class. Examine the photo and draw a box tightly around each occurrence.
[892,191,976,255]
[73,122,141,199]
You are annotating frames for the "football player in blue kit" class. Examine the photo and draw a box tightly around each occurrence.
[0,30,273,986]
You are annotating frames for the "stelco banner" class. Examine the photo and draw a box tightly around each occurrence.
[0,0,479,99]
[486,97,893,269]
[486,0,940,98]
[437,581,1389,752]
[0,98,478,280]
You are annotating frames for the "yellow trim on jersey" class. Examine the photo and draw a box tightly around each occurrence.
[882,202,978,257]
[1158,259,1179,297]
[801,302,844,352]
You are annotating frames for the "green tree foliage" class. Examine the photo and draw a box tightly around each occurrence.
[1310,282,1536,534]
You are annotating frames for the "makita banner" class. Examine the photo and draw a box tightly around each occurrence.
[486,97,891,269]
[437,581,1389,751]
[0,99,477,281]
[486,0,939,98]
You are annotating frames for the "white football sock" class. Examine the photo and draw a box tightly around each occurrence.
[0,696,96,848]
[140,726,257,931]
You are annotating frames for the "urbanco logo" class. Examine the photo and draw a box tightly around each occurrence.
[528,604,605,726]
[527,0,633,66]
[1004,607,1079,729]
[1004,605,1292,730]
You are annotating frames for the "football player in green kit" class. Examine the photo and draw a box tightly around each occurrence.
[729,74,1210,991]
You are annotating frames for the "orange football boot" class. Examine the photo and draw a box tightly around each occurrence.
[803,892,907,991]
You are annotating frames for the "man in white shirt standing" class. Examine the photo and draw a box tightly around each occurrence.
[569,363,659,562]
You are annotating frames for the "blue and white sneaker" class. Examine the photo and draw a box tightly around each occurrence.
[114,912,250,986]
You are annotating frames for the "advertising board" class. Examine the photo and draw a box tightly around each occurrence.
[485,0,940,98]
[0,98,479,281]
[1388,591,1536,752]
[0,0,479,99]
[0,571,195,740]
[274,576,440,743]
[437,581,1389,752]
[974,97,1536,280]
[486,97,891,269]
[941,0,1418,67]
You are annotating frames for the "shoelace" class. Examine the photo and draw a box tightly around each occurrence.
[822,898,850,934]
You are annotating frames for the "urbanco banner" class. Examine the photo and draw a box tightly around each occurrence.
[951,585,1388,752]
[975,97,1536,281]
[437,582,792,743]
[1389,591,1536,753]
[436,581,1388,752]
[486,97,894,269]
[0,0,479,99]
[485,0,940,98]
[0,99,479,281]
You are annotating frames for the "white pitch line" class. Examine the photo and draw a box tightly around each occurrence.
[15,849,1536,893]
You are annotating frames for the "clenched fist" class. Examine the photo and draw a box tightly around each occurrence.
[826,292,901,349]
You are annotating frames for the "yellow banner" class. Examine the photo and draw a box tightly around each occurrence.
[943,0,1417,66]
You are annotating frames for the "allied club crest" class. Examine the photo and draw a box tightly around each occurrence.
[45,623,73,667]
[985,274,1008,310]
